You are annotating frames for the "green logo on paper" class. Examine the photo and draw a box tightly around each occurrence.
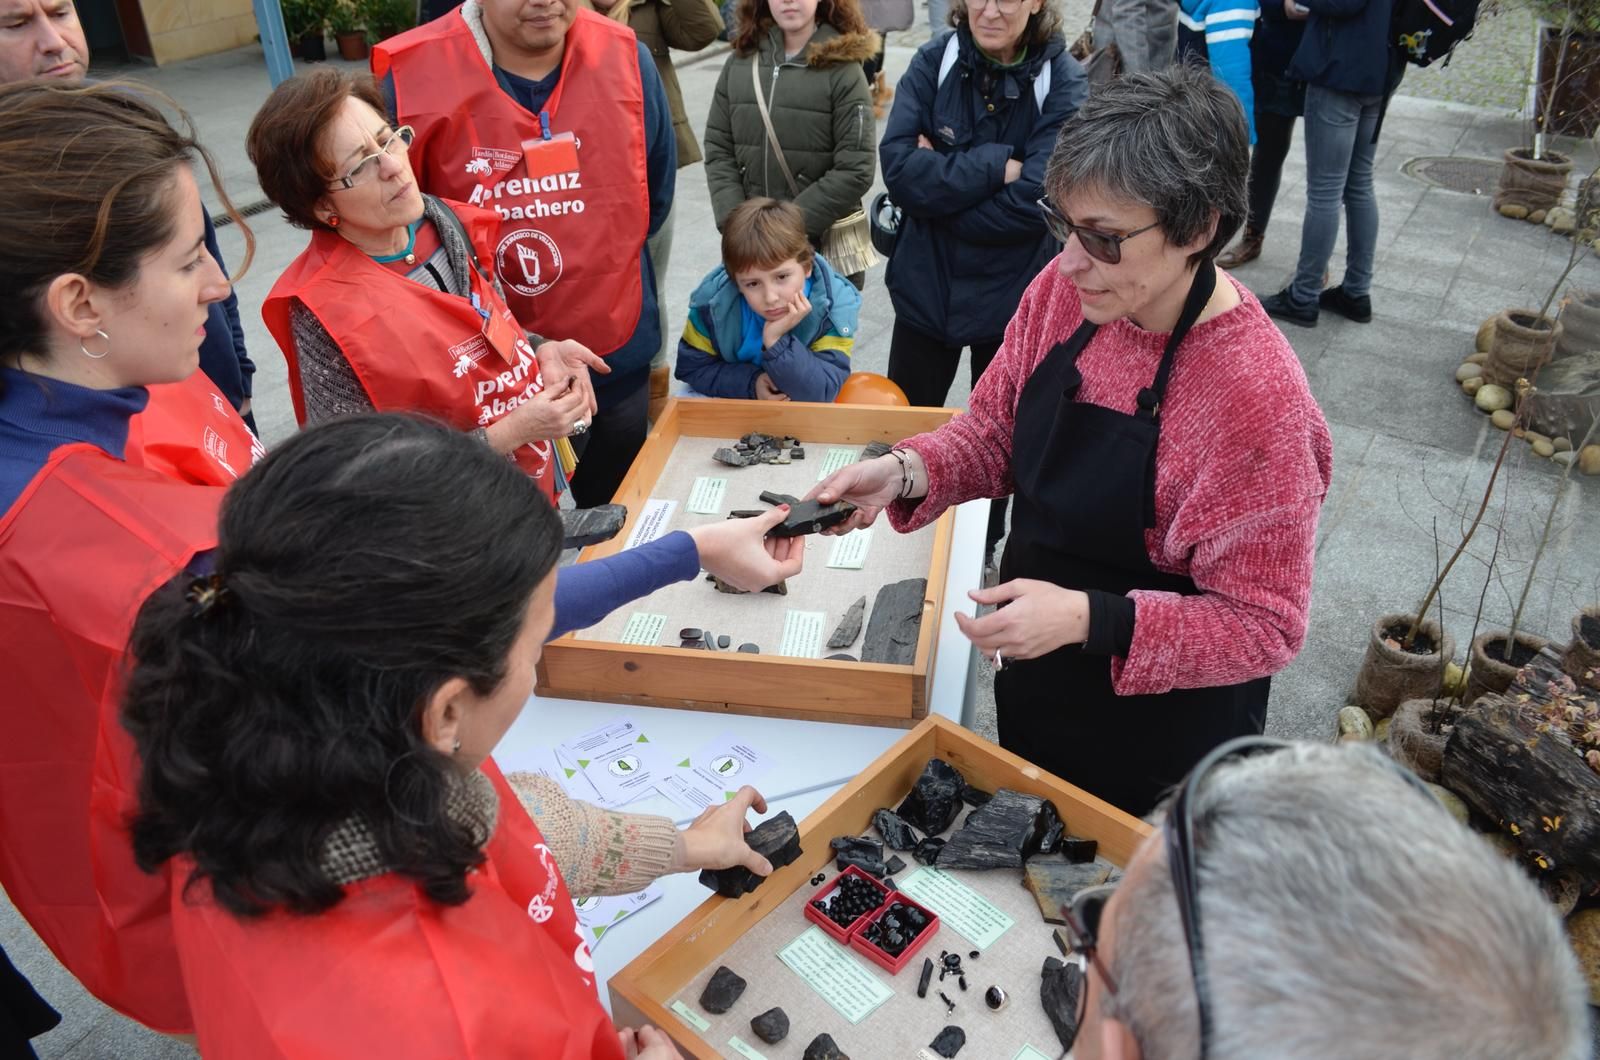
[608,754,641,777]
[712,755,741,776]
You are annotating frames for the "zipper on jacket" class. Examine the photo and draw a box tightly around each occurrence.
[851,104,865,150]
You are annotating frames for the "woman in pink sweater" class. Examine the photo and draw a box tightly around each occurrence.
[814,66,1332,815]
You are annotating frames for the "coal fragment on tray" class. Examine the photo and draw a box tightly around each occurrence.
[1022,857,1113,925]
[861,577,927,664]
[708,572,788,595]
[559,504,627,548]
[699,965,747,1014]
[803,1033,850,1060]
[1041,956,1084,1050]
[827,595,867,650]
[1061,835,1098,863]
[698,812,801,897]
[858,900,932,957]
[929,1026,966,1058]
[757,490,857,537]
[884,854,906,876]
[750,1007,790,1044]
[826,653,857,662]
[860,440,895,460]
[896,758,967,835]
[811,872,886,929]
[831,835,887,877]
[1038,817,1064,855]
[918,957,934,998]
[714,446,761,467]
[913,836,946,865]
[871,808,922,852]
[960,784,993,808]
[937,789,1063,870]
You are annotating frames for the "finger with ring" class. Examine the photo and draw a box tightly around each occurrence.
[571,419,589,436]
[993,648,1004,671]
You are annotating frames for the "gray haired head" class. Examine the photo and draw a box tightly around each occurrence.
[1107,742,1590,1060]
[1043,62,1249,265]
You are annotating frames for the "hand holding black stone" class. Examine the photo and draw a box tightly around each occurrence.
[698,811,801,898]
[757,489,857,538]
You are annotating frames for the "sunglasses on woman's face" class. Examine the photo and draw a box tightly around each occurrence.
[1037,198,1159,266]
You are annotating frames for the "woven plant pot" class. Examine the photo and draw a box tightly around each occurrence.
[1387,698,1457,783]
[1353,613,1453,718]
[1464,630,1552,705]
[1494,148,1573,214]
[1565,606,1600,690]
[1557,290,1600,359]
[1484,309,1562,387]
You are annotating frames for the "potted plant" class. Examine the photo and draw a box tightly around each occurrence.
[282,0,328,59]
[362,0,416,43]
[331,0,369,59]
[1493,0,1600,218]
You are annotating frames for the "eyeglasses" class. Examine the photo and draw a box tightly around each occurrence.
[970,0,1028,14]
[328,125,415,191]
[1054,882,1121,1054]
[1038,197,1159,265]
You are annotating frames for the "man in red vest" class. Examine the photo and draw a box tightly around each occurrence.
[375,0,675,508]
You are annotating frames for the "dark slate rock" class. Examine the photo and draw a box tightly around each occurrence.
[917,957,934,998]
[831,834,887,877]
[896,758,966,835]
[1035,802,1063,855]
[699,812,801,897]
[699,965,746,1014]
[884,854,906,876]
[559,504,627,548]
[803,1032,850,1060]
[872,808,922,851]
[1041,956,1084,1049]
[714,446,760,467]
[912,836,945,865]
[936,789,1062,870]
[827,595,867,650]
[718,634,731,649]
[929,1026,966,1058]
[1061,836,1098,864]
[763,496,857,537]
[959,784,993,807]
[862,578,927,664]
[860,440,894,460]
[708,573,788,595]
[750,1007,790,1044]
[737,643,760,653]
[1022,857,1113,924]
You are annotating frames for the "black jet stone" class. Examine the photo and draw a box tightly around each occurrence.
[937,789,1062,871]
[884,855,906,876]
[750,1007,790,1044]
[1040,957,1084,1049]
[896,758,967,835]
[678,627,703,641]
[913,836,946,865]
[792,447,806,458]
[827,596,867,650]
[757,490,857,537]
[1038,817,1065,856]
[1061,836,1099,863]
[698,812,802,897]
[861,578,926,665]
[713,446,760,467]
[718,634,731,649]
[872,808,922,852]
[929,1026,966,1058]
[699,965,747,1014]
[960,784,994,807]
[559,504,627,548]
[984,986,1007,1011]
[738,643,760,653]
[918,957,934,998]
[803,1033,850,1060]
[831,835,887,877]
[826,653,857,662]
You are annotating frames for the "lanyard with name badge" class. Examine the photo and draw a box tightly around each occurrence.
[521,74,579,179]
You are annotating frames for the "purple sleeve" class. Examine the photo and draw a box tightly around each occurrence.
[549,530,701,640]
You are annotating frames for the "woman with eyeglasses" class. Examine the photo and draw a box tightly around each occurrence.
[0,80,260,1032]
[250,69,594,499]
[878,0,1085,573]
[813,65,1332,816]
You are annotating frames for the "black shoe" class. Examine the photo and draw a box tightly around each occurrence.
[1260,288,1318,328]
[1319,285,1373,323]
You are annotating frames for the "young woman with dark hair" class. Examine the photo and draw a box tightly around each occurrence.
[123,414,794,1057]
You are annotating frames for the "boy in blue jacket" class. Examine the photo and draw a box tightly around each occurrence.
[676,198,858,403]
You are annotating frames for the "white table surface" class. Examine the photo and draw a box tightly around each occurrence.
[494,497,990,1011]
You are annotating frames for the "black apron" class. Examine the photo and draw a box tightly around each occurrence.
[994,267,1269,817]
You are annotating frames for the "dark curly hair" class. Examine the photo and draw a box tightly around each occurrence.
[731,0,872,54]
[122,415,564,918]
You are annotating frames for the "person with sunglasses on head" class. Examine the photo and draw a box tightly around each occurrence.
[252,69,602,500]
[878,0,1085,575]
[1057,738,1589,1059]
[812,65,1332,817]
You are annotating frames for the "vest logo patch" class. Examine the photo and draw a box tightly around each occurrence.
[466,146,519,175]
[496,229,563,297]
[202,426,238,478]
[449,334,492,378]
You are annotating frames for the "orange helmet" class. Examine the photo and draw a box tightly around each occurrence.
[835,372,909,407]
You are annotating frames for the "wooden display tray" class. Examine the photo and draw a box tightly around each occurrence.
[608,716,1154,1058]
[536,398,961,726]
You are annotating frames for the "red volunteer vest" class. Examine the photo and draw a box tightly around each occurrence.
[0,377,255,1032]
[173,759,620,1059]
[262,203,555,494]
[375,9,649,355]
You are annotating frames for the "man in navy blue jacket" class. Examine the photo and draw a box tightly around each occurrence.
[1259,0,1404,328]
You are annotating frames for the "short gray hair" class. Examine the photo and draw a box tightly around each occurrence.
[1110,742,1591,1060]
[1043,62,1248,264]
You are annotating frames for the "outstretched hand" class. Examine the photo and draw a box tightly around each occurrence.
[536,338,608,419]
[953,579,1090,665]
[804,455,902,534]
[672,785,774,877]
[687,505,805,591]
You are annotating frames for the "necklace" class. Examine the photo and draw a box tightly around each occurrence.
[371,220,420,266]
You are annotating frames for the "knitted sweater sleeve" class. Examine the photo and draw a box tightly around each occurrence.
[502,771,679,897]
[288,301,376,422]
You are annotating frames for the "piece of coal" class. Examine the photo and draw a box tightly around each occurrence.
[860,440,894,460]
[872,808,922,851]
[897,758,967,835]
[929,1026,966,1058]
[918,957,934,998]
[761,496,857,537]
[713,446,760,467]
[750,1007,790,1044]
[708,573,788,595]
[699,965,747,1014]
[884,854,906,875]
[738,643,760,653]
[937,789,1063,870]
[831,834,887,877]
[791,447,805,458]
[803,1033,850,1060]
[960,785,993,807]
[1053,926,1072,956]
[679,627,703,641]
[699,811,802,897]
[826,653,857,662]
[718,634,731,649]
[1061,836,1098,864]
[1022,857,1113,925]
[1038,817,1065,856]
[1041,956,1084,1050]
[861,578,927,665]
[827,595,867,650]
[559,504,627,548]
[913,836,946,865]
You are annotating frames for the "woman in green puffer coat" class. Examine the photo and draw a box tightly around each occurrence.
[704,0,879,287]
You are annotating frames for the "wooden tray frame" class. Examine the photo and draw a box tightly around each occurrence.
[608,716,1154,1058]
[536,398,962,727]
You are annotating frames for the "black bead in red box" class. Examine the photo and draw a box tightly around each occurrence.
[850,892,940,973]
[803,866,890,944]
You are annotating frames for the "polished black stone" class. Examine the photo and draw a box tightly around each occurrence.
[826,653,857,662]
[937,789,1063,870]
[917,957,934,998]
[884,854,906,876]
[1040,956,1084,1049]
[862,578,927,664]
[896,758,967,835]
[1038,817,1065,856]
[698,812,801,897]
[872,808,922,852]
[738,643,760,653]
[757,490,857,537]
[913,836,946,865]
[718,634,731,649]
[750,1007,790,1044]
[1061,836,1098,864]
[929,1026,966,1058]
[679,627,702,641]
[984,986,1007,1011]
[699,965,747,1014]
[803,1033,850,1060]
[560,504,627,548]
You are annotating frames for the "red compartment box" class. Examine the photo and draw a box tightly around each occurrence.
[802,866,891,945]
[848,892,940,975]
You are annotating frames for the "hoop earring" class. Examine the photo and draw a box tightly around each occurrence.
[327,214,341,228]
[80,329,111,360]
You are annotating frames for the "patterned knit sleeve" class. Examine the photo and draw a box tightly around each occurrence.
[288,301,377,422]
[502,771,680,897]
